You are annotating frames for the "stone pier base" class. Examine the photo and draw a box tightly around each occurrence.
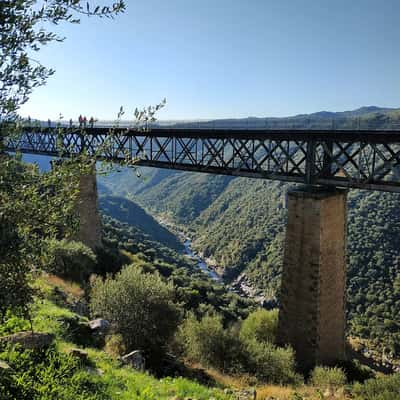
[76,168,102,250]
[277,187,347,370]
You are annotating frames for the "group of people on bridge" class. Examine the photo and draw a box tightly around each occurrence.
[45,116,97,128]
[77,115,96,128]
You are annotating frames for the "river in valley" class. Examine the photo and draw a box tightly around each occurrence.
[157,217,221,282]
[156,216,269,306]
[182,237,221,281]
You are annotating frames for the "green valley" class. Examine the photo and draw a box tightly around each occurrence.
[98,107,400,358]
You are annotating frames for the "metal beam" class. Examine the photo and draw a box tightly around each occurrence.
[5,126,400,193]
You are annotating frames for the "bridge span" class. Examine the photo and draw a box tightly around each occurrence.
[4,125,400,370]
[5,125,400,192]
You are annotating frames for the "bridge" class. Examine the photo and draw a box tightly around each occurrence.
[5,125,400,370]
[5,125,400,192]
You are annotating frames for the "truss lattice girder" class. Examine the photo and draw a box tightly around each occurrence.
[5,127,400,192]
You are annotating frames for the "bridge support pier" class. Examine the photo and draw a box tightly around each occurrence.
[277,187,347,371]
[75,166,102,250]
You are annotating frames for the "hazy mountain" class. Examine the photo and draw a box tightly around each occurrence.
[164,105,400,129]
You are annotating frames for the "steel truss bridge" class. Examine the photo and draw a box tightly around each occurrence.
[5,125,400,192]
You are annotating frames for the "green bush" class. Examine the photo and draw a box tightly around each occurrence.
[310,366,347,390]
[352,373,400,400]
[44,239,96,282]
[0,260,35,322]
[177,313,300,384]
[337,359,374,383]
[90,265,180,366]
[239,309,278,344]
[104,334,126,357]
[176,313,243,371]
[244,339,301,385]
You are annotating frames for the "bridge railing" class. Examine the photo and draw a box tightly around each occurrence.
[15,117,400,131]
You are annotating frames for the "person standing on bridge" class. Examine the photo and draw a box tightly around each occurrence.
[79,115,83,128]
[83,116,87,128]
[89,117,94,128]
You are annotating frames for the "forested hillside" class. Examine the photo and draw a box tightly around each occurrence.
[98,107,400,355]
[132,173,234,223]
[99,195,183,250]
[99,213,256,323]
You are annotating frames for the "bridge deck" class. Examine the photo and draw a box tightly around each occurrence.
[4,126,400,192]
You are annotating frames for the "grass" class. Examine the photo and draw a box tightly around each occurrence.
[71,347,233,400]
[45,274,84,298]
[200,365,254,389]
[255,385,350,400]
[32,298,79,335]
[255,385,295,399]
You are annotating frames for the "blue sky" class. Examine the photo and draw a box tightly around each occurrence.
[20,0,400,120]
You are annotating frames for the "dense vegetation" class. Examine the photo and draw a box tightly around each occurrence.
[90,265,180,366]
[176,310,300,385]
[100,211,256,323]
[347,190,400,354]
[0,309,232,400]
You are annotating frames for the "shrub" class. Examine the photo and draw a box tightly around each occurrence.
[44,239,96,283]
[245,339,301,385]
[177,313,300,384]
[337,359,374,383]
[0,260,35,323]
[104,334,126,357]
[352,373,400,400]
[176,313,243,371]
[310,366,347,390]
[90,265,180,366]
[239,309,278,344]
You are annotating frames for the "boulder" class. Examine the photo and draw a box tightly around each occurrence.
[0,332,54,350]
[89,319,110,334]
[121,350,145,370]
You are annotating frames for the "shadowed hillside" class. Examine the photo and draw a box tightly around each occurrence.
[99,195,183,251]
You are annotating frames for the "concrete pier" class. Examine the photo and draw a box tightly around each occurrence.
[76,168,102,250]
[277,187,347,370]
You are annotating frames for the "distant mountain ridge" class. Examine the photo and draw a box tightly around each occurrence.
[29,105,400,128]
[294,106,397,118]
[166,105,400,130]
